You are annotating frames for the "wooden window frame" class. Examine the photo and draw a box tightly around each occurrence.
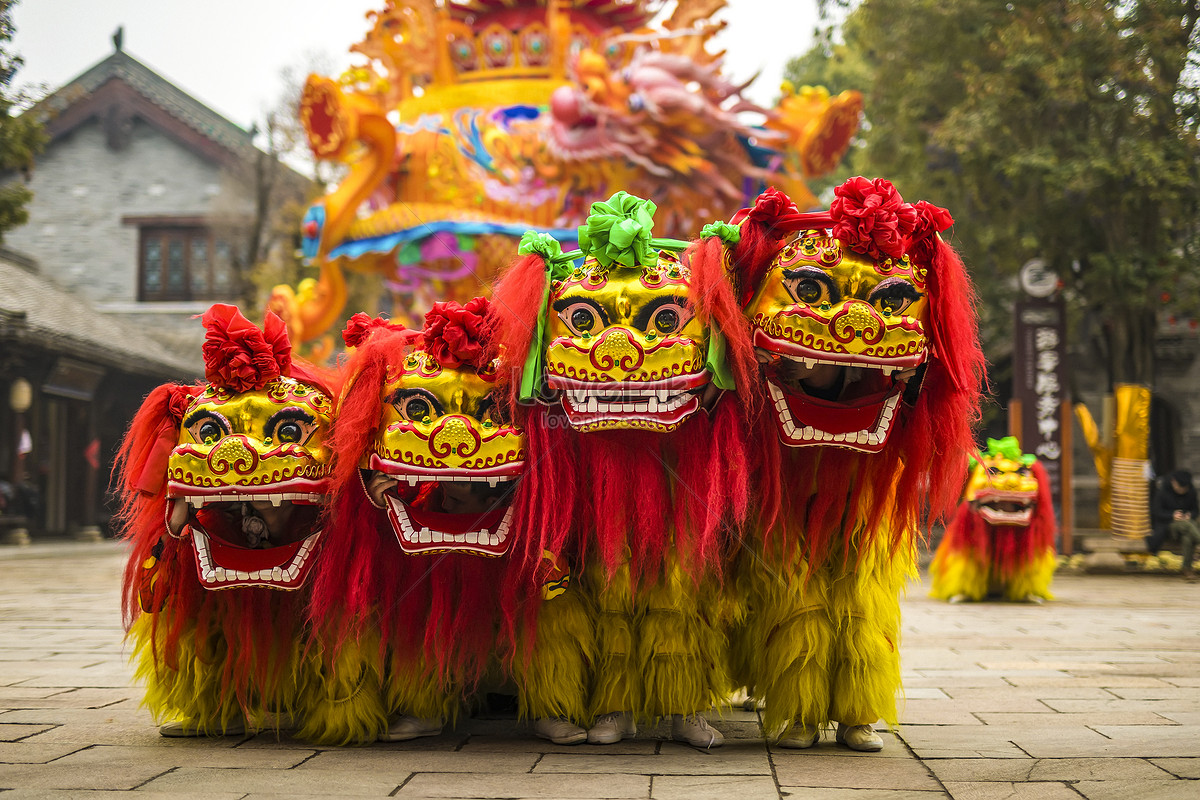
[129,217,236,302]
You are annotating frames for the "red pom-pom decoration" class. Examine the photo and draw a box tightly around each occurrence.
[342,312,407,348]
[423,297,494,370]
[747,187,800,225]
[830,176,918,261]
[908,199,955,266]
[200,304,291,393]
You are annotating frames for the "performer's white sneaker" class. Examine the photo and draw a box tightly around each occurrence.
[836,723,883,752]
[671,713,724,749]
[587,711,636,744]
[948,594,968,604]
[379,715,443,742]
[533,716,587,745]
[777,722,819,749]
[159,718,245,737]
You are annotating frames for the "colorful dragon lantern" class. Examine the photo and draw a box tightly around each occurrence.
[930,437,1058,603]
[287,0,862,345]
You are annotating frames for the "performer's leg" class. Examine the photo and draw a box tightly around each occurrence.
[827,538,913,752]
[638,555,727,748]
[929,535,989,602]
[1178,520,1198,579]
[379,649,454,742]
[585,560,640,744]
[1001,550,1057,602]
[294,626,388,745]
[742,546,834,747]
[512,586,593,745]
[130,614,245,737]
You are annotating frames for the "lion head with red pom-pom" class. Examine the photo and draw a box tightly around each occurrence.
[693,178,985,554]
[344,298,524,559]
[165,305,334,590]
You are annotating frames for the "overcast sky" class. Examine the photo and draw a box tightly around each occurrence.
[11,0,821,129]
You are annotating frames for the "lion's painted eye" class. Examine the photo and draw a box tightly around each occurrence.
[197,421,223,443]
[657,308,680,332]
[793,279,824,304]
[632,296,693,336]
[266,407,318,445]
[554,299,609,336]
[572,307,596,332]
[869,279,921,316]
[390,390,442,422]
[185,411,229,445]
[277,422,303,443]
[782,269,837,306]
[402,396,431,421]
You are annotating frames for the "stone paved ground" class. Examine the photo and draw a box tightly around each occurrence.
[0,542,1197,800]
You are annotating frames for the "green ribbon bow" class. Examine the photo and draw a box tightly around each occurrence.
[518,231,581,401]
[577,191,658,269]
[986,436,1027,463]
[700,220,741,246]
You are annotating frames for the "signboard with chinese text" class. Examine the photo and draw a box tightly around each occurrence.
[1014,295,1068,526]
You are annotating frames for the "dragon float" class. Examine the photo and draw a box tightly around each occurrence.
[285,0,862,344]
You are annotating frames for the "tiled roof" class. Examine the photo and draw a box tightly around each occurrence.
[32,50,257,163]
[0,253,200,379]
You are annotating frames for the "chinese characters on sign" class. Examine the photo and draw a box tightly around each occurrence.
[1015,296,1068,523]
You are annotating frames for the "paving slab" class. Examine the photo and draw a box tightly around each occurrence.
[0,742,86,764]
[940,781,1083,800]
[139,765,407,795]
[772,752,942,791]
[1149,758,1200,778]
[1070,780,1198,800]
[300,749,539,772]
[0,759,170,791]
[778,791,945,800]
[395,772,651,798]
[0,723,55,742]
[974,711,1171,726]
[926,757,1175,782]
[0,793,244,800]
[535,747,772,775]
[652,775,780,800]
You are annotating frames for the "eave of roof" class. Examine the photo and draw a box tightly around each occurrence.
[33,50,257,163]
[0,253,200,380]
[28,49,312,194]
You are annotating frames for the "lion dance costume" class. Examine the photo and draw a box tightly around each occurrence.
[930,436,1057,603]
[690,178,985,750]
[490,192,757,747]
[115,305,334,736]
[302,300,593,745]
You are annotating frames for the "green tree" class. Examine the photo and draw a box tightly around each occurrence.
[0,0,46,240]
[804,0,1200,390]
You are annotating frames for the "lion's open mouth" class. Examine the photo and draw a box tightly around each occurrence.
[976,494,1036,527]
[552,374,708,432]
[171,495,324,590]
[758,330,920,452]
[365,457,521,557]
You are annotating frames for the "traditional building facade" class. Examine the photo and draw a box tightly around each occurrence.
[0,40,309,539]
[7,40,309,355]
